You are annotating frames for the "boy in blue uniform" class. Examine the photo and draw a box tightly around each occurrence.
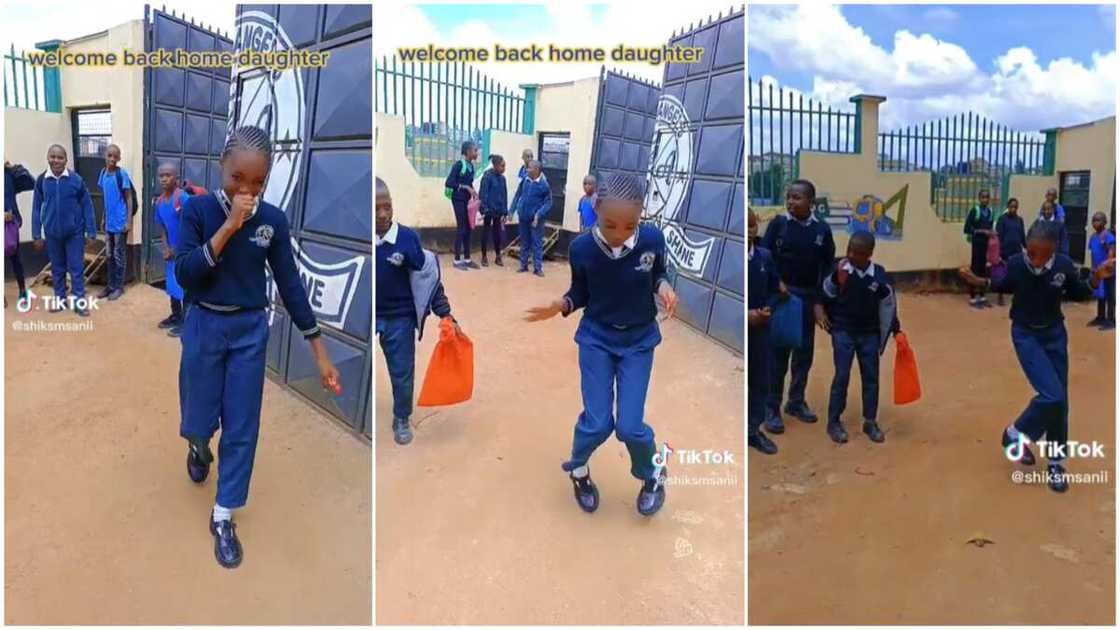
[761,179,835,433]
[1087,211,1116,330]
[821,231,900,444]
[995,198,1027,306]
[97,144,134,300]
[478,154,508,267]
[511,159,552,277]
[525,173,680,517]
[518,149,533,181]
[31,144,97,316]
[175,126,341,568]
[445,140,479,270]
[1033,200,1068,257]
[153,161,187,336]
[376,177,460,445]
[5,160,36,300]
[960,222,1114,493]
[578,174,597,231]
[748,208,785,454]
[963,189,996,308]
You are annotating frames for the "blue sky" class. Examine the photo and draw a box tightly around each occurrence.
[749,4,1117,131]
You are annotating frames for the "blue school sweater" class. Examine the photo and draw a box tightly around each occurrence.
[513,175,552,222]
[445,159,475,202]
[31,169,96,240]
[991,253,1094,328]
[5,164,35,224]
[376,222,426,319]
[747,245,780,312]
[996,212,1026,260]
[175,192,320,339]
[563,224,668,329]
[478,169,508,217]
[821,260,896,335]
[760,214,835,296]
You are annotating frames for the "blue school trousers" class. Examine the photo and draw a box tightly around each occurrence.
[827,329,880,423]
[747,328,771,432]
[106,231,126,291]
[518,217,543,272]
[179,305,269,509]
[46,234,86,299]
[1010,323,1069,459]
[376,315,416,421]
[561,318,660,481]
[452,197,472,261]
[768,286,816,413]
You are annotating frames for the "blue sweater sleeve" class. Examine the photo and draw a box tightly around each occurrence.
[31,176,42,240]
[78,180,96,238]
[534,181,553,220]
[562,244,589,315]
[267,215,320,338]
[174,197,220,289]
[652,230,669,291]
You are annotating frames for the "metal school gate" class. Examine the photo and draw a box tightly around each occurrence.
[230,4,373,437]
[588,8,745,354]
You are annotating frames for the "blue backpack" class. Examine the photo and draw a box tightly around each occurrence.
[768,293,803,349]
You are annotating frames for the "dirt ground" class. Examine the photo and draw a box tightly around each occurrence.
[748,293,1115,624]
[375,259,745,625]
[4,282,371,625]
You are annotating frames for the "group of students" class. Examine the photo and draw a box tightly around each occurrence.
[377,169,680,516]
[748,178,1116,494]
[964,187,1116,330]
[9,128,345,569]
[445,142,601,275]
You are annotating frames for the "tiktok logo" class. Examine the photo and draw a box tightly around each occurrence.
[652,442,673,468]
[1005,433,1031,462]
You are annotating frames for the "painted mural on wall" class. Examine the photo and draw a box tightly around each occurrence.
[812,184,909,240]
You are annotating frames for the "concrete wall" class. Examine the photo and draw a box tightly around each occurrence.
[59,21,146,243]
[376,113,533,230]
[3,109,72,241]
[529,76,600,232]
[758,96,1115,273]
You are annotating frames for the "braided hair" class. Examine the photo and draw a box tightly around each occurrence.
[595,172,645,210]
[221,125,273,167]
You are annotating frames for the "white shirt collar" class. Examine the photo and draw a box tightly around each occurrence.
[1040,214,1057,222]
[748,244,754,260]
[842,259,875,278]
[593,226,638,259]
[788,212,816,226]
[376,222,399,246]
[45,168,69,179]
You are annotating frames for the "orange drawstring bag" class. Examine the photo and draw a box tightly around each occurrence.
[893,332,921,405]
[417,318,474,406]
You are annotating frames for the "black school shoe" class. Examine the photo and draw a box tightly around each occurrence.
[392,417,413,445]
[1099,320,1116,331]
[1087,316,1104,327]
[784,401,818,423]
[209,514,243,569]
[763,408,785,434]
[158,314,179,329]
[827,421,849,444]
[748,430,778,455]
[1001,428,1035,466]
[636,467,668,516]
[569,470,600,513]
[862,419,885,443]
[97,287,112,299]
[187,440,214,483]
[1047,462,1070,493]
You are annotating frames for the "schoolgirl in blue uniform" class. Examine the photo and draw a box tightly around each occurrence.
[960,222,1114,493]
[1087,212,1116,330]
[445,140,479,269]
[175,126,341,568]
[963,189,996,308]
[747,208,784,454]
[525,173,680,517]
[760,179,835,433]
[477,154,508,267]
[31,144,97,316]
[153,161,187,336]
[511,159,552,277]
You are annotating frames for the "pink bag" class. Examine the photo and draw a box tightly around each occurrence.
[467,198,481,229]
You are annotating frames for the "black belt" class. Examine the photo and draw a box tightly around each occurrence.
[195,301,263,314]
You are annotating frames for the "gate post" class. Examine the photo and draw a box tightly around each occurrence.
[1042,128,1057,176]
[520,84,538,135]
[34,39,62,113]
[849,94,885,164]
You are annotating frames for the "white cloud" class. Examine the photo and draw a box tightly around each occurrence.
[750,5,1117,132]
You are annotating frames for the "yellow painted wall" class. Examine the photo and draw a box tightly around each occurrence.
[375,113,532,229]
[58,21,147,242]
[531,76,600,232]
[758,96,1115,272]
[3,109,73,241]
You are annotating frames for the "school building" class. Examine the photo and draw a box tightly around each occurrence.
[4,4,374,439]
[749,79,1116,276]
[376,7,745,354]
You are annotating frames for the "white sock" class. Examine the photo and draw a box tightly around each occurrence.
[213,504,233,522]
[570,465,589,479]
